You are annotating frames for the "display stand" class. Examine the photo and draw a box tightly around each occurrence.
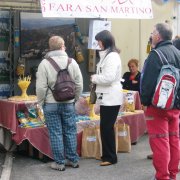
[0,91,146,160]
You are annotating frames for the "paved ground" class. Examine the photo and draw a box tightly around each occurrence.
[0,135,179,180]
[0,151,6,176]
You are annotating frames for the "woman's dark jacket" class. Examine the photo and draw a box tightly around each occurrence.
[122,71,141,92]
[140,40,180,107]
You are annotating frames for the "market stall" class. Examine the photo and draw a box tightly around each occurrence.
[0,0,155,160]
[0,90,146,159]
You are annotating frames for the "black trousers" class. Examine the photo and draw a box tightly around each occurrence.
[100,105,120,164]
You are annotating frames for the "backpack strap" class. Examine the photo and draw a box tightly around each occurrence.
[66,58,72,69]
[47,57,61,72]
[153,49,169,65]
[47,57,72,72]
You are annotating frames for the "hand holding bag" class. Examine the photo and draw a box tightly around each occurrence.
[89,83,97,104]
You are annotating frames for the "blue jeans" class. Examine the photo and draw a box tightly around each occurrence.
[43,103,79,164]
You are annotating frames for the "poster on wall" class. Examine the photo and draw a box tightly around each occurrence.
[0,62,9,82]
[0,51,9,62]
[0,84,10,98]
[0,51,9,83]
[20,12,76,59]
[0,11,9,43]
[88,20,111,49]
[0,10,10,97]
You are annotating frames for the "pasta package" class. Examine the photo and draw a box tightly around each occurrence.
[124,92,135,112]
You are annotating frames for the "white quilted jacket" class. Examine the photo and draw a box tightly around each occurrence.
[91,50,123,106]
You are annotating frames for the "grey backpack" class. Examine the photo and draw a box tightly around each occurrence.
[47,57,75,101]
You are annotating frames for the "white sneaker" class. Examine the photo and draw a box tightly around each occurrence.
[50,162,65,171]
[65,160,79,168]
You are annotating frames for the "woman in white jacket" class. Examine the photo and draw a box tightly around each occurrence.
[91,30,123,166]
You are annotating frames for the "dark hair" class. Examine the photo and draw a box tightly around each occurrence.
[172,36,180,50]
[95,30,120,54]
[155,23,172,41]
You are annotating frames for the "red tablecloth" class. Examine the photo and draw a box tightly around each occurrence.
[12,111,146,159]
[77,111,146,144]
[0,99,27,134]
[12,126,53,158]
[0,99,53,158]
[0,92,146,159]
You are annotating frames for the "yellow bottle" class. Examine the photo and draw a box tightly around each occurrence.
[146,41,151,54]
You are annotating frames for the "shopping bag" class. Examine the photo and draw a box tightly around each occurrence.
[89,83,97,104]
[115,121,131,153]
[81,125,101,158]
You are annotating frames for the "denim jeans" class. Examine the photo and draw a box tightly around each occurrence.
[43,103,79,164]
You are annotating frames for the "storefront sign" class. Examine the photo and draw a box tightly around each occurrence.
[40,0,153,19]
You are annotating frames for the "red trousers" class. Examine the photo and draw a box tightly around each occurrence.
[146,106,180,180]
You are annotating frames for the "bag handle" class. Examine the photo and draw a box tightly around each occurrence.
[115,118,125,126]
[47,57,72,72]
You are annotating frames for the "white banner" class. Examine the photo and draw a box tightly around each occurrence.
[40,0,153,19]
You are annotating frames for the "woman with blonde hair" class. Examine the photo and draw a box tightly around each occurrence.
[121,59,141,92]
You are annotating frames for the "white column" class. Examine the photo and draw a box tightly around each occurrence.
[172,1,180,37]
[177,3,180,35]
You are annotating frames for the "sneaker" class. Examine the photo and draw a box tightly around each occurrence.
[65,160,79,168]
[50,162,65,171]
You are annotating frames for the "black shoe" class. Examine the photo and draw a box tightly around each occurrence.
[147,154,153,159]
[131,142,137,145]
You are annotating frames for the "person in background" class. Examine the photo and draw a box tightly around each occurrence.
[173,35,180,50]
[91,30,123,166]
[36,36,83,171]
[146,35,154,160]
[140,23,180,180]
[121,59,141,93]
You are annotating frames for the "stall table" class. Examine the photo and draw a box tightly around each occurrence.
[0,91,146,159]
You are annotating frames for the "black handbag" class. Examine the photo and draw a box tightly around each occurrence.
[89,83,97,104]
